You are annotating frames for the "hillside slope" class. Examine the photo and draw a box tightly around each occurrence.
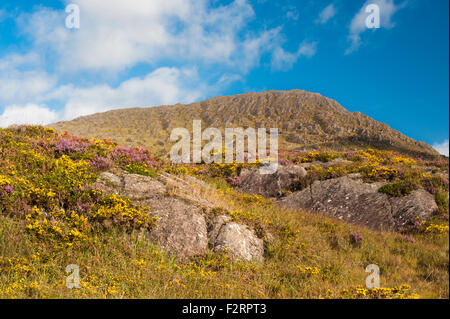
[0,126,448,298]
[51,90,438,158]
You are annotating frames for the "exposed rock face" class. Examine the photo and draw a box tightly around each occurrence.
[96,171,122,194]
[122,173,166,200]
[209,215,264,262]
[208,215,233,244]
[96,171,166,199]
[144,197,209,259]
[390,190,439,230]
[238,165,307,197]
[95,171,265,261]
[279,176,438,231]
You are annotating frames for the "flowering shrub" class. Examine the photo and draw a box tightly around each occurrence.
[0,175,13,186]
[0,184,14,196]
[164,165,190,175]
[339,284,419,299]
[55,138,90,155]
[350,232,363,247]
[208,162,240,177]
[422,176,449,193]
[298,152,339,163]
[0,126,159,249]
[391,156,416,165]
[89,156,114,171]
[360,163,398,181]
[22,188,157,248]
[418,220,449,234]
[296,266,320,277]
[92,194,157,229]
[0,175,14,197]
[125,162,157,177]
[227,176,242,187]
[345,151,361,160]
[111,146,159,168]
[325,165,348,179]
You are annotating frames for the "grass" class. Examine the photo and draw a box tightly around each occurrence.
[0,125,448,299]
[1,193,448,299]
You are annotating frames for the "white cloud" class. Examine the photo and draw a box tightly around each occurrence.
[239,26,283,72]
[285,6,300,21]
[0,104,58,128]
[19,0,277,73]
[315,4,336,24]
[432,139,449,156]
[0,0,318,126]
[0,53,56,106]
[0,71,56,105]
[271,41,317,71]
[346,0,406,54]
[55,67,207,120]
[0,66,211,127]
[0,52,40,70]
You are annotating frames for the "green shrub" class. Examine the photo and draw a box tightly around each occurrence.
[435,191,449,214]
[378,180,419,197]
[299,152,339,163]
[125,162,157,177]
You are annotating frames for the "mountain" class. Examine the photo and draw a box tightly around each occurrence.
[50,89,439,158]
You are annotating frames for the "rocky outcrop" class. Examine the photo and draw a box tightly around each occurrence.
[95,171,265,261]
[390,190,439,230]
[96,171,122,194]
[209,215,264,262]
[144,197,209,259]
[238,165,307,197]
[122,173,166,200]
[279,176,438,231]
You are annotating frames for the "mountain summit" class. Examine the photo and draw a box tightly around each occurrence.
[51,90,438,157]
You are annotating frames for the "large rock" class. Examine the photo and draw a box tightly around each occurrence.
[122,173,166,200]
[279,176,437,231]
[209,215,264,262]
[96,170,265,261]
[391,189,439,230]
[143,197,209,259]
[238,165,307,197]
[96,171,166,199]
[157,172,215,208]
[96,171,122,194]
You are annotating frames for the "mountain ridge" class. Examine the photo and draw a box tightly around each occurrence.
[50,89,439,158]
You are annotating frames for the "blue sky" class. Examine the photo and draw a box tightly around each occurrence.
[0,0,448,154]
